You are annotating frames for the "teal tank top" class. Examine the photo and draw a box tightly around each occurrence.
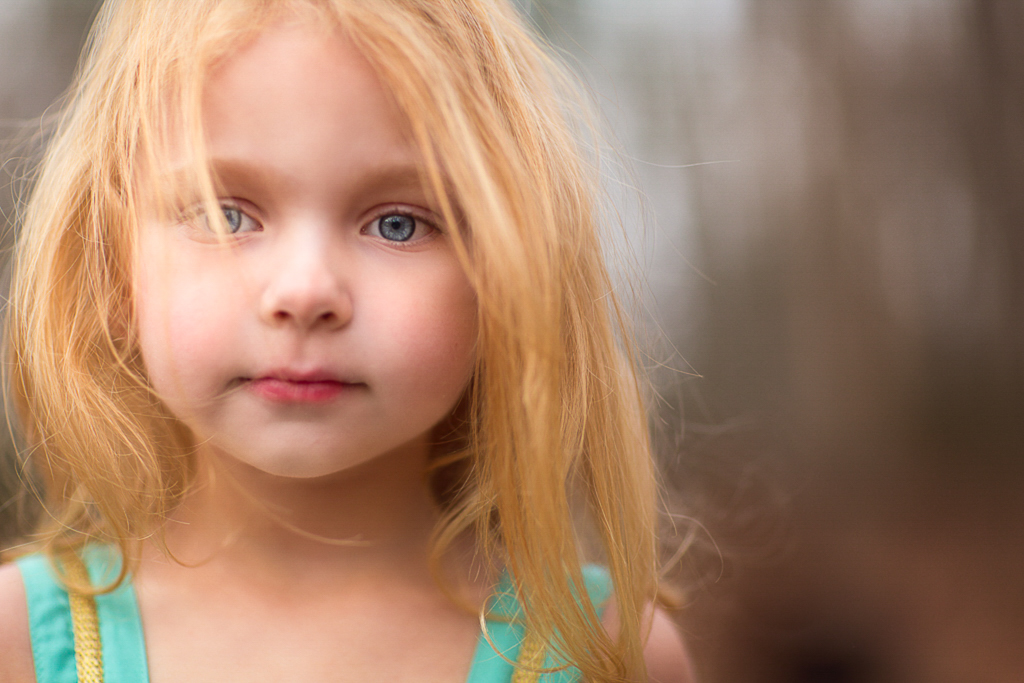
[16,549,612,683]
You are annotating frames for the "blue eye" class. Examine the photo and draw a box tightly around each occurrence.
[191,203,259,235]
[377,214,417,242]
[219,205,260,234]
[362,210,439,244]
[222,207,244,232]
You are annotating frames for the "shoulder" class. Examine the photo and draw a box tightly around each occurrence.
[0,562,36,683]
[641,607,695,683]
[600,599,695,683]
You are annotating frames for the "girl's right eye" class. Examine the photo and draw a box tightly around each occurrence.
[191,203,261,235]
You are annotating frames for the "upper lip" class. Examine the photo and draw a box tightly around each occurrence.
[252,369,352,383]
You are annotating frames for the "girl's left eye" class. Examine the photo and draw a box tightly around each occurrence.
[365,213,434,243]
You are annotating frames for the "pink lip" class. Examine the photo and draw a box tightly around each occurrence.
[245,371,356,403]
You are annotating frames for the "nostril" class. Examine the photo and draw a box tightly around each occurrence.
[260,280,352,329]
[270,308,341,327]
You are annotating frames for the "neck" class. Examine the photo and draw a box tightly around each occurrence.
[155,442,439,581]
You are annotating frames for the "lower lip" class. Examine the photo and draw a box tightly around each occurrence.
[247,378,350,403]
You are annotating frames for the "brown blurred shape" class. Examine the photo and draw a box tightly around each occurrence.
[673,2,1024,682]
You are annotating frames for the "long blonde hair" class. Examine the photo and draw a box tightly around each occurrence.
[6,1,661,680]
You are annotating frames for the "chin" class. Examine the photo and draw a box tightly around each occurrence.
[241,451,367,480]
[228,441,413,481]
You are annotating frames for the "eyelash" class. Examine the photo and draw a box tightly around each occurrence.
[219,204,260,234]
[362,210,438,245]
[184,201,439,244]
[186,201,438,244]
[184,201,260,236]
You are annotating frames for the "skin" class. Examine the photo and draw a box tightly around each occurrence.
[0,16,692,683]
[134,17,483,683]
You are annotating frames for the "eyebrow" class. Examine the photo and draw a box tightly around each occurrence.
[180,156,430,196]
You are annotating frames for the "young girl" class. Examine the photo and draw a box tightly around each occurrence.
[0,1,690,681]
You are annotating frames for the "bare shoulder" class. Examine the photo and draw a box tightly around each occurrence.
[0,562,36,683]
[601,599,696,683]
[642,607,695,683]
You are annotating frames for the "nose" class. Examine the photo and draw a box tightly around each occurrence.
[258,234,352,331]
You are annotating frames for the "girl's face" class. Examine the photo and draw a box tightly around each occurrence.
[135,19,477,478]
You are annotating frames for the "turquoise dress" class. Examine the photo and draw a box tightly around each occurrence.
[16,548,612,683]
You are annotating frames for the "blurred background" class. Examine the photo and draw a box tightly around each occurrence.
[3,1,1024,681]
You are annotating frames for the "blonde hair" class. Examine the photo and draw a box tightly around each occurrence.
[6,1,661,680]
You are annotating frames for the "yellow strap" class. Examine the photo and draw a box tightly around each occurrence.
[61,552,104,683]
[511,629,546,683]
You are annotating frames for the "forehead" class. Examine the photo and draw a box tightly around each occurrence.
[152,17,423,203]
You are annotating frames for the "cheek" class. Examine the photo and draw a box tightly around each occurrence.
[133,242,237,403]
[378,273,478,399]
[135,272,189,408]
[134,250,175,378]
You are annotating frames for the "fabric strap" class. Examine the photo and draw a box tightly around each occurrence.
[466,565,613,683]
[18,547,150,683]
[60,553,103,683]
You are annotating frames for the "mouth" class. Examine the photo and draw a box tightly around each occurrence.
[241,371,362,404]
